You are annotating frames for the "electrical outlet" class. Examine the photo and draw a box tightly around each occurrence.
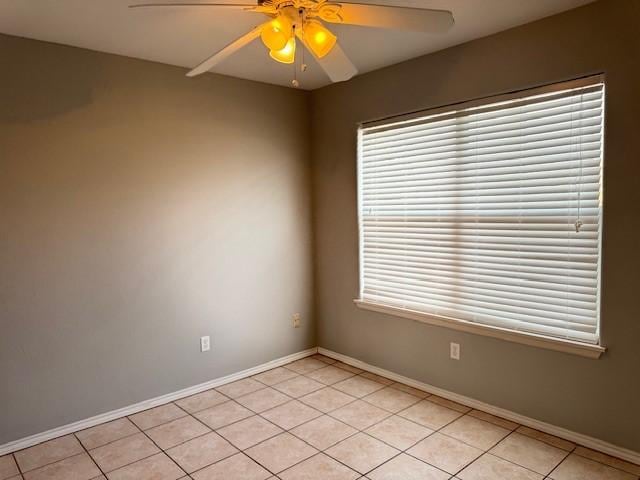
[200,336,210,352]
[292,313,301,328]
[450,342,460,360]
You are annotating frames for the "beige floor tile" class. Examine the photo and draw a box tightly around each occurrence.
[408,432,482,474]
[252,367,299,386]
[0,455,19,479]
[389,383,430,399]
[89,432,159,472]
[573,447,640,476]
[260,400,322,430]
[129,404,187,431]
[307,366,356,385]
[399,400,462,430]
[359,372,394,386]
[330,400,391,430]
[310,354,338,365]
[468,410,519,431]
[174,390,228,414]
[190,453,271,480]
[22,457,77,480]
[441,415,510,450]
[333,362,364,374]
[21,453,100,480]
[145,415,210,449]
[246,432,318,473]
[273,376,325,398]
[290,415,358,450]
[549,453,637,480]
[216,415,283,450]
[459,453,542,480]
[15,436,84,473]
[368,453,450,480]
[515,426,575,451]
[279,453,360,480]
[325,433,399,475]
[216,378,265,399]
[194,400,253,429]
[365,416,433,450]
[333,377,386,398]
[299,387,356,413]
[285,358,328,374]
[76,418,139,450]
[235,388,291,413]
[166,431,237,473]
[427,396,471,414]
[490,432,567,475]
[105,453,184,480]
[362,387,421,413]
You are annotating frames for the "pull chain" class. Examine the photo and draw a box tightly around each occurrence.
[291,8,307,88]
[291,25,299,88]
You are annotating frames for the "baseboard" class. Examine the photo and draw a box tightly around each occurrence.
[4,345,638,466]
[0,347,318,456]
[318,347,640,466]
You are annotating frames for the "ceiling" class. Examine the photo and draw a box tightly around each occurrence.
[0,0,594,90]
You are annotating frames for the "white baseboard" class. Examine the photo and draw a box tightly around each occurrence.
[3,345,638,467]
[318,347,640,466]
[0,347,318,456]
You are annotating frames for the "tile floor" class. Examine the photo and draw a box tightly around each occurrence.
[2,354,639,480]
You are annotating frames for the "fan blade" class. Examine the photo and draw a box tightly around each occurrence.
[300,33,357,83]
[187,24,263,77]
[129,2,257,9]
[317,44,358,82]
[320,2,454,33]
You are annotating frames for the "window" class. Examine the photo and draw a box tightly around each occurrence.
[357,77,605,356]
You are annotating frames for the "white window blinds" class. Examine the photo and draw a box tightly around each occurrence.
[358,79,604,345]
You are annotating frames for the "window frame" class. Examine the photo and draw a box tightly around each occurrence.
[355,75,606,359]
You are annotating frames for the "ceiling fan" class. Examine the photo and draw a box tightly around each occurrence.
[130,0,455,86]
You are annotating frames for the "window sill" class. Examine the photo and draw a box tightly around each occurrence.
[353,299,606,359]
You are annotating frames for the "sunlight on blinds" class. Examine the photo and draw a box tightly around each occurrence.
[358,79,604,345]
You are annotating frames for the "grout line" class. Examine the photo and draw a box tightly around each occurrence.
[126,404,190,431]
[545,446,576,479]
[515,426,576,452]
[12,453,23,478]
[92,448,160,475]
[173,389,233,414]
[136,423,188,478]
[82,430,142,453]
[569,449,640,477]
[74,432,109,480]
[14,450,88,476]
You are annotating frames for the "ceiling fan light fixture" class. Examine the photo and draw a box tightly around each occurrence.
[302,20,336,58]
[260,15,293,51]
[269,36,296,64]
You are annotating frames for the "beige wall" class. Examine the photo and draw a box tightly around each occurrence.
[2,0,639,453]
[0,34,314,444]
[311,0,640,451]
